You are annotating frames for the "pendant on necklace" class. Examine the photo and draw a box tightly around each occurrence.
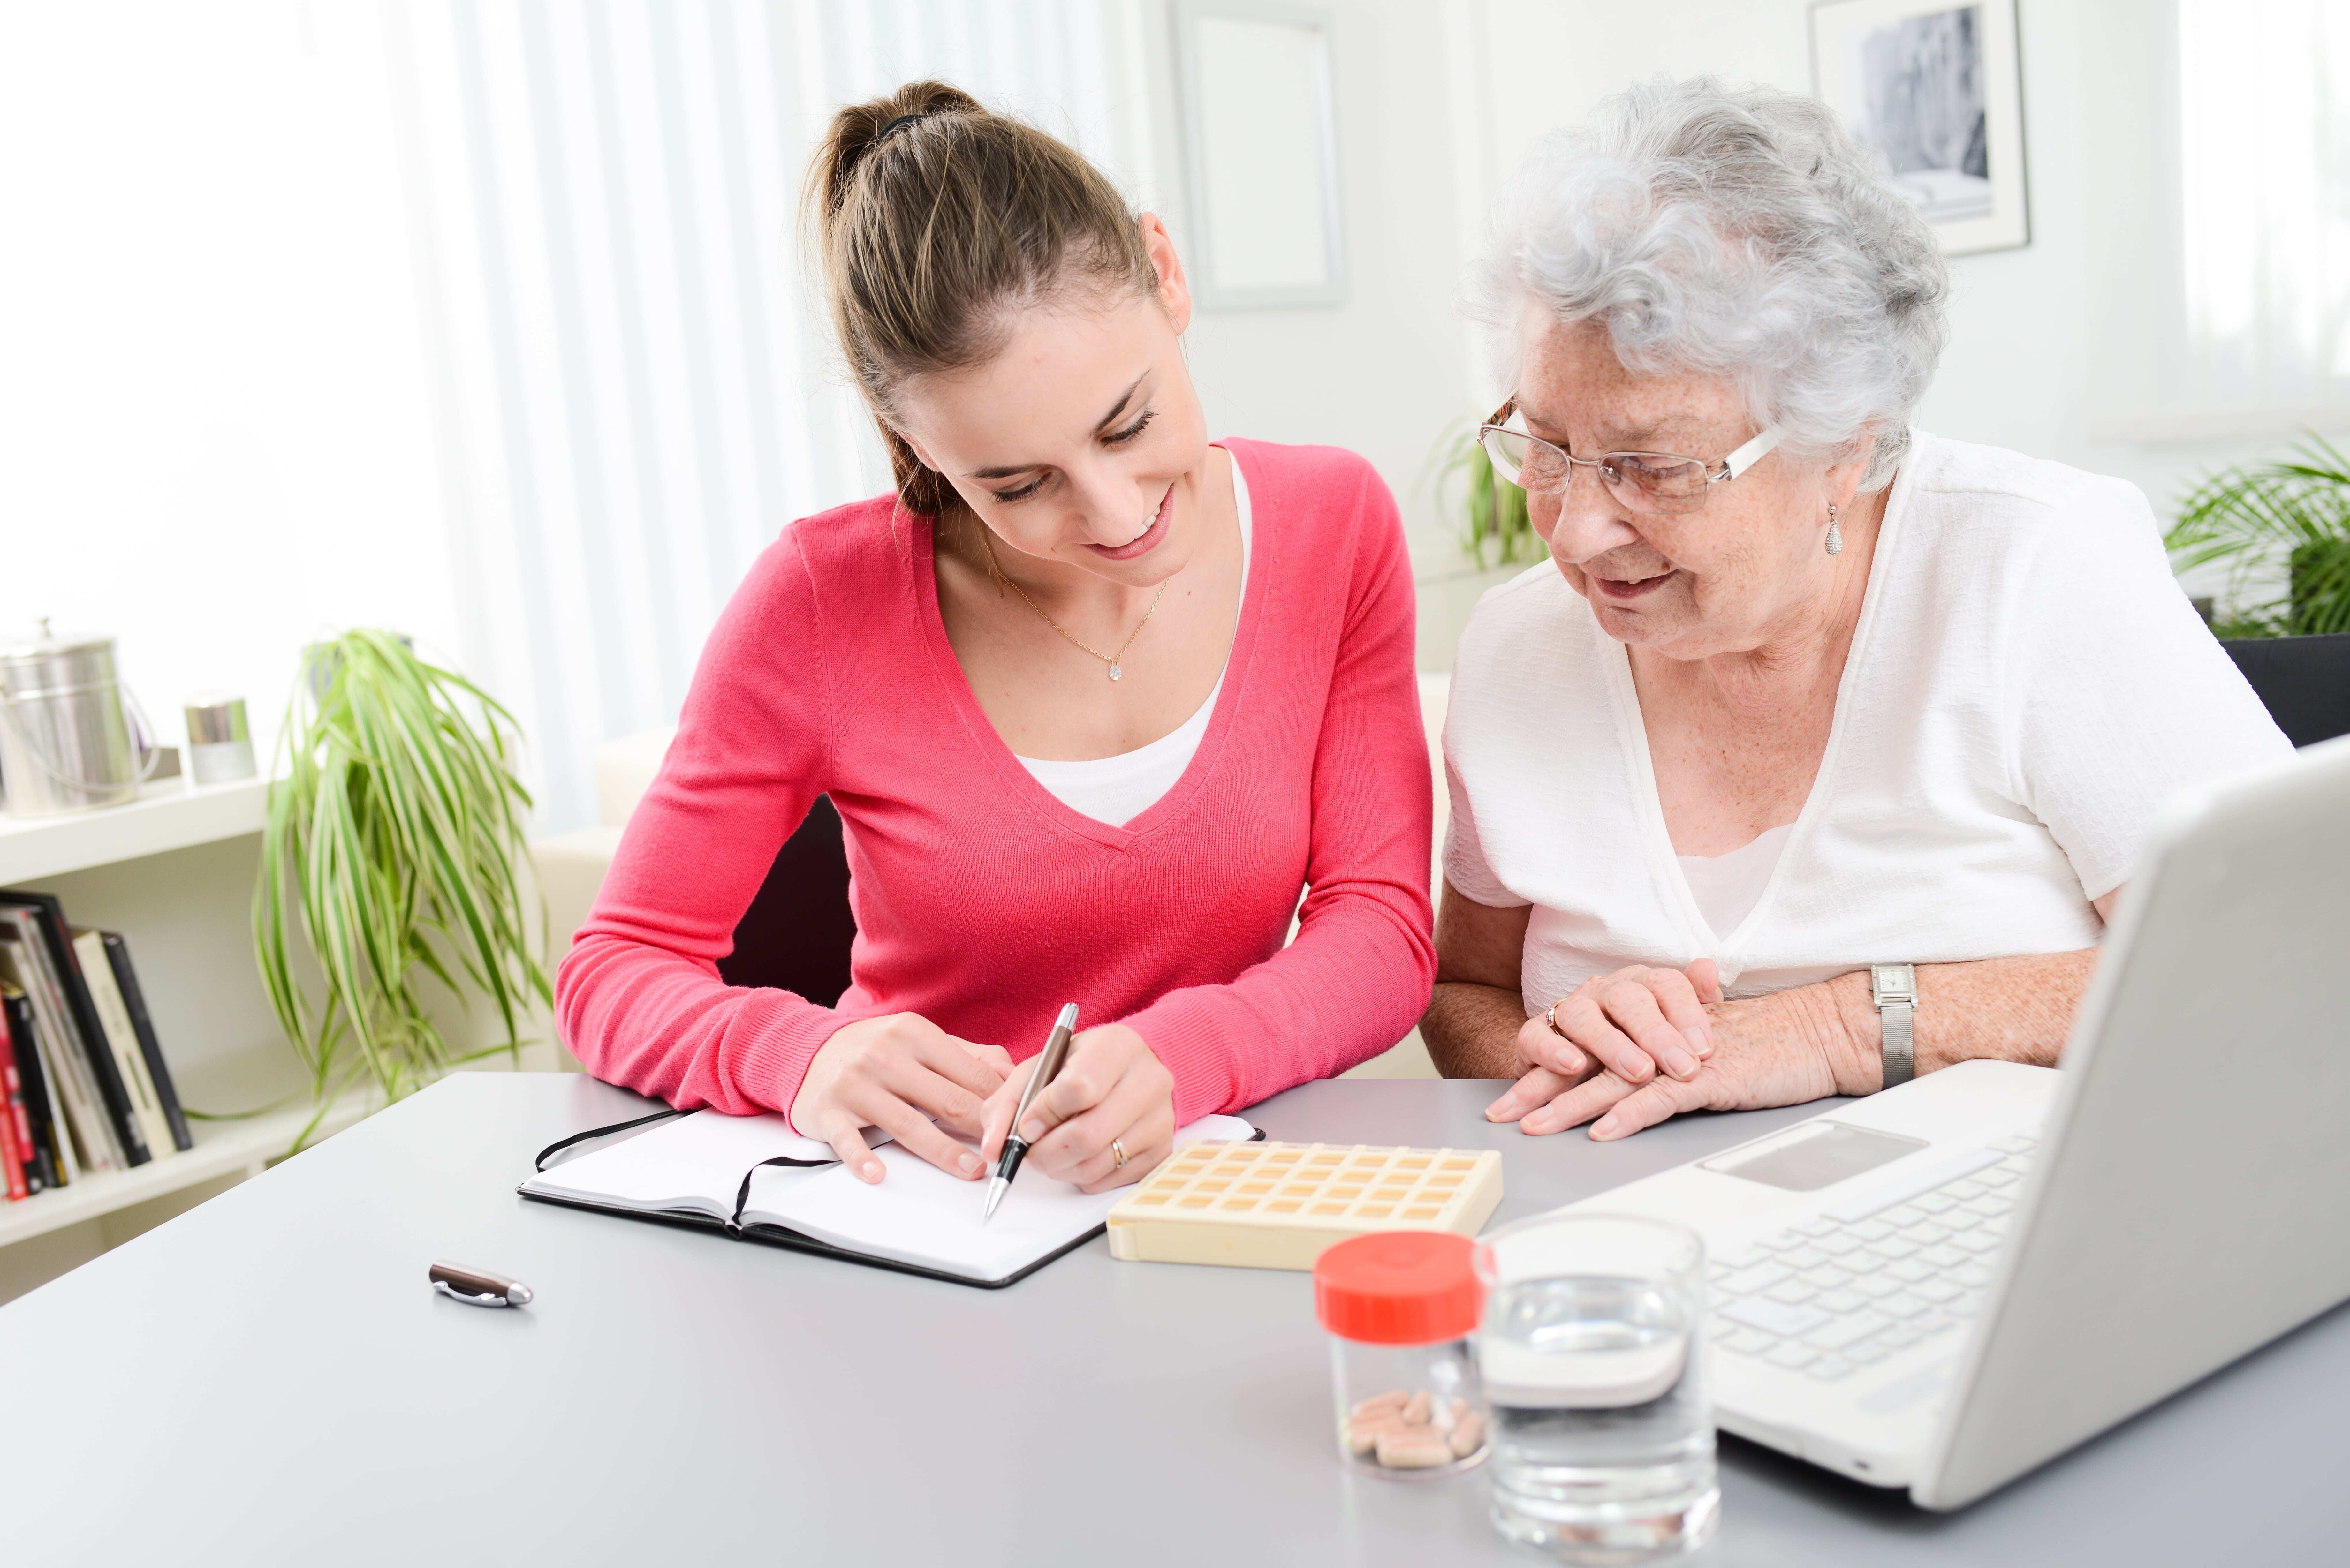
[1108,664,1123,682]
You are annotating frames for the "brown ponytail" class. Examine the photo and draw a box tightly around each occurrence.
[805,80,1156,526]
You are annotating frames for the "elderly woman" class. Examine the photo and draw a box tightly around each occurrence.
[1423,78,2291,1140]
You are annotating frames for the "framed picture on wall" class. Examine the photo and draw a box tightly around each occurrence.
[1810,0,2029,256]
[1171,0,1346,309]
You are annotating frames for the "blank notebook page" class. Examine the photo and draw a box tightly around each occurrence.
[526,1110,875,1218]
[742,1114,1256,1284]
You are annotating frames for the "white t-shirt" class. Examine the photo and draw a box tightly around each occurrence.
[1679,823,1794,942]
[1442,429,2293,1014]
[1017,460,1254,826]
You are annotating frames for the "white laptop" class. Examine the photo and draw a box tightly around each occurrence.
[1568,731,2350,1509]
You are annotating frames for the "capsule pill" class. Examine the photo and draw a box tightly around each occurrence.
[1375,1430,1454,1469]
[1447,1411,1486,1458]
[1401,1390,1433,1427]
[1350,1389,1411,1420]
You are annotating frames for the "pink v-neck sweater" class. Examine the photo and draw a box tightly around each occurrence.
[557,439,1436,1127]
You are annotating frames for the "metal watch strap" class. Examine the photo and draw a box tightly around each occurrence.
[1871,964,1917,1089]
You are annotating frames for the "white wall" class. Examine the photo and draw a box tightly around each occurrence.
[0,3,460,765]
[1127,0,1510,670]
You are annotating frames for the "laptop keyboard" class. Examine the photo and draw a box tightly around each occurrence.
[1708,1134,2039,1383]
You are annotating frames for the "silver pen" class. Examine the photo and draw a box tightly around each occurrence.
[982,1003,1080,1223]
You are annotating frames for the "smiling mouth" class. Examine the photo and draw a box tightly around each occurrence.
[1589,569,1674,600]
[1087,484,1176,561]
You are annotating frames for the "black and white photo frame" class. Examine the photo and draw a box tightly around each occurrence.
[1811,0,2029,256]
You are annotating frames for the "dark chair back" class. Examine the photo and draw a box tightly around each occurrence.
[716,794,857,1005]
[2221,634,2350,748]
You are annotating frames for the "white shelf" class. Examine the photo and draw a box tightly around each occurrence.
[0,776,269,885]
[0,1077,370,1249]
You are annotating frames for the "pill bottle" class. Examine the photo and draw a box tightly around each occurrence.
[1313,1230,1488,1477]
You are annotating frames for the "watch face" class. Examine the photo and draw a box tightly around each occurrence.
[1872,965,1916,1003]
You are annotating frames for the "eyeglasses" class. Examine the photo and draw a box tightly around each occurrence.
[1478,397,1784,515]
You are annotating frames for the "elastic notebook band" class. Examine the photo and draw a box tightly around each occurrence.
[533,1107,691,1172]
[728,1153,837,1232]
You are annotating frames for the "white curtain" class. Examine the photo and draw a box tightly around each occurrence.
[2177,0,2350,409]
[381,0,1143,830]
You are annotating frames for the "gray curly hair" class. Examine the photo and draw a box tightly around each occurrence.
[1467,77,1949,492]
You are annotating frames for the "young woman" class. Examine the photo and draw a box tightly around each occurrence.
[557,82,1434,1192]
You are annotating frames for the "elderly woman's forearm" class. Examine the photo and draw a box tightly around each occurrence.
[1807,949,2102,1092]
[1422,983,1528,1078]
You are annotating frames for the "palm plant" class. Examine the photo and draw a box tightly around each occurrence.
[254,630,550,1141]
[1431,417,1543,570]
[2166,437,2350,638]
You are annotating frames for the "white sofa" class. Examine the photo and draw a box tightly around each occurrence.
[529,673,1452,1080]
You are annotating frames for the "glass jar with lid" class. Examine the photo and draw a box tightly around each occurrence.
[1313,1230,1489,1477]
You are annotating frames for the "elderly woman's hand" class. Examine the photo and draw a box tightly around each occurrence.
[1489,961,1724,1125]
[1496,988,1873,1140]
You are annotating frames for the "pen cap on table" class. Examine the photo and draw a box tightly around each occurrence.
[1315,1233,1488,1477]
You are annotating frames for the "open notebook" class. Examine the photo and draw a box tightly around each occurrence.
[519,1106,1258,1288]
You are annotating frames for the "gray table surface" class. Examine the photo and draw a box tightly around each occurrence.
[2,1074,2341,1565]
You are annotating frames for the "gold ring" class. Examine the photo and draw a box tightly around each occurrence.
[1547,1000,1571,1039]
[1112,1138,1130,1169]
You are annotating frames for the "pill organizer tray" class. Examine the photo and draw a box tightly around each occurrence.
[1106,1142,1505,1270]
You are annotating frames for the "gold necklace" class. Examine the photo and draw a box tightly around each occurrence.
[980,532,1168,683]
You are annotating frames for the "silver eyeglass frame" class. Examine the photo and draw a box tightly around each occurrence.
[1478,396,1785,511]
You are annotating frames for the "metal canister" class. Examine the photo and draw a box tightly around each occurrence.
[0,622,157,817]
[183,692,257,785]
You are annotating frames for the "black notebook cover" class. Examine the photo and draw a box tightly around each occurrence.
[0,893,149,1166]
[0,989,57,1193]
[100,932,192,1153]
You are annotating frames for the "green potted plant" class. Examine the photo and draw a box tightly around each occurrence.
[1430,417,1543,570]
[2166,437,2350,637]
[254,630,550,1142]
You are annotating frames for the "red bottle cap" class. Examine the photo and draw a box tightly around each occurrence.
[1313,1231,1482,1345]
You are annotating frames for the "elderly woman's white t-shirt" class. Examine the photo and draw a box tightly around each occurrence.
[1442,430,2293,1012]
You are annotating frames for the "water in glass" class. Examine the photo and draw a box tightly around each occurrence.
[1476,1214,1717,1562]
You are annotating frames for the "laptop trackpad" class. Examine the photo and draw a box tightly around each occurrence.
[1701,1123,1928,1192]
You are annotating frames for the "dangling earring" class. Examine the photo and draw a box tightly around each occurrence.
[1824,503,1844,556]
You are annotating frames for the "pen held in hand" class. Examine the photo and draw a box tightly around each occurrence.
[982,1002,1079,1224]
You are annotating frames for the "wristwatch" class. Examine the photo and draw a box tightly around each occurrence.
[1870,964,1918,1089]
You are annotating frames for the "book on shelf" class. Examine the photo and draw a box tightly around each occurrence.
[0,989,49,1196]
[0,1021,23,1201]
[73,931,180,1161]
[1,982,69,1190]
[98,931,192,1153]
[0,890,198,1199]
[0,893,152,1168]
[0,936,117,1176]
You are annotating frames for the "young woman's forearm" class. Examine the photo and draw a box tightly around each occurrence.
[1421,982,1528,1078]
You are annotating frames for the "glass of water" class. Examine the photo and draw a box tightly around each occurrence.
[1474,1213,1717,1562]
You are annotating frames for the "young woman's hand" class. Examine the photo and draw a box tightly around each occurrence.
[792,1013,1014,1183]
[978,1023,1175,1193]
